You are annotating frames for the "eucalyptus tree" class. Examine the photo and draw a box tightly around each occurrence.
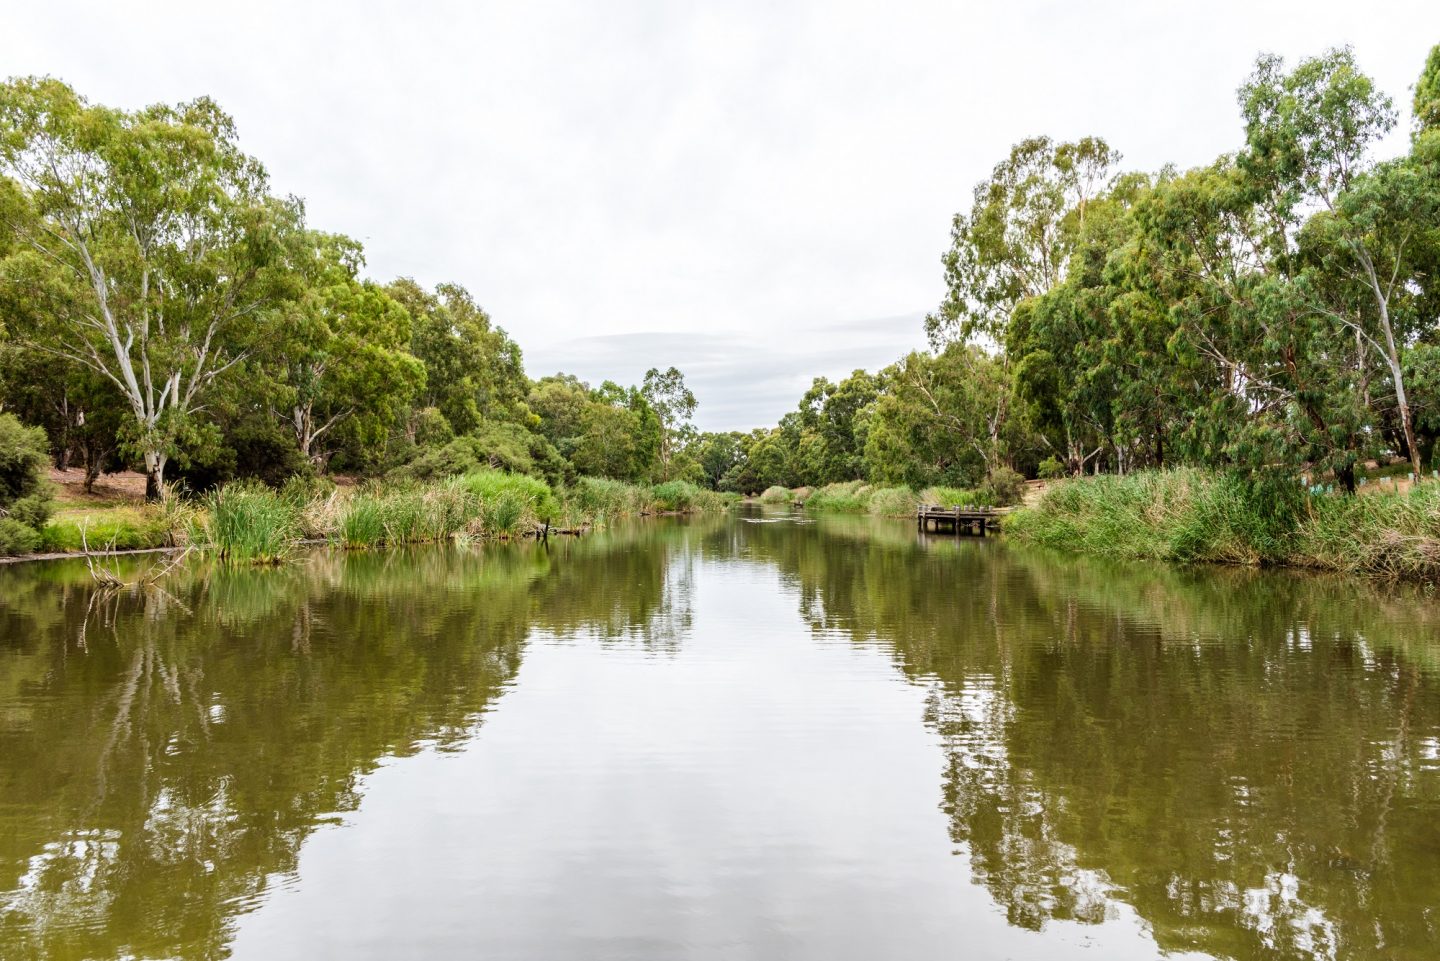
[926,135,1121,347]
[1416,43,1440,136]
[925,136,1119,471]
[641,366,697,481]
[1238,47,1436,481]
[277,234,422,467]
[1137,160,1373,487]
[387,279,526,438]
[861,345,1010,488]
[0,78,302,499]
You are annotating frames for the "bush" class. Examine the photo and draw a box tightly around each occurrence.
[759,485,792,504]
[0,518,40,556]
[0,413,54,555]
[1038,456,1067,480]
[170,414,314,492]
[980,466,1026,507]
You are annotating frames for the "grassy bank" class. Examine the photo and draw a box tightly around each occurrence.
[800,476,1022,517]
[19,470,735,565]
[188,472,732,564]
[1006,468,1440,580]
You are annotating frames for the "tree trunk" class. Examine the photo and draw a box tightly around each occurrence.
[1338,462,1357,495]
[1364,254,1423,484]
[143,451,167,502]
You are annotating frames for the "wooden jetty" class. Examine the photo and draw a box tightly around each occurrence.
[917,504,998,536]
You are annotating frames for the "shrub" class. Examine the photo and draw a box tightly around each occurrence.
[759,485,792,504]
[981,466,1026,507]
[0,413,54,556]
[0,518,40,556]
[1038,456,1067,480]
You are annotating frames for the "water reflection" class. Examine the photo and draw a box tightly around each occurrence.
[0,511,1437,960]
[741,515,1440,960]
[0,519,718,961]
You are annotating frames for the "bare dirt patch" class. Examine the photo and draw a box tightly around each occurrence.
[48,468,148,506]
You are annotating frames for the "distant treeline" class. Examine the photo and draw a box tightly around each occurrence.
[3,43,1440,509]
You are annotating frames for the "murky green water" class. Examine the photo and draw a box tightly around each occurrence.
[2,510,1439,961]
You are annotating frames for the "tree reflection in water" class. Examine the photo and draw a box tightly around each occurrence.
[0,518,714,961]
[741,514,1440,961]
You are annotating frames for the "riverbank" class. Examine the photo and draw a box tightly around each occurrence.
[8,471,736,566]
[760,474,1029,517]
[1004,468,1440,580]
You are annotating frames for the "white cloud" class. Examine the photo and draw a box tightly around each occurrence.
[4,1,1437,429]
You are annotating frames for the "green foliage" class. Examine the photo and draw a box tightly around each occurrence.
[982,467,1026,507]
[1038,456,1066,479]
[1417,44,1440,135]
[456,470,558,535]
[40,509,171,553]
[921,485,997,509]
[0,413,52,554]
[389,280,527,437]
[1006,469,1300,565]
[866,486,920,517]
[200,483,302,565]
[0,77,304,498]
[649,480,702,512]
[561,476,651,522]
[170,413,315,492]
[0,519,40,556]
[1010,468,1440,580]
[759,485,792,504]
[803,482,873,514]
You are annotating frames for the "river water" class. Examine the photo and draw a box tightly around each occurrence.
[2,509,1438,960]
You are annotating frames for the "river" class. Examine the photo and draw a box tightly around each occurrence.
[2,508,1438,960]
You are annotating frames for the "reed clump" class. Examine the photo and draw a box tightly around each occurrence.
[1006,468,1440,580]
[802,481,873,513]
[198,482,302,565]
[186,469,735,563]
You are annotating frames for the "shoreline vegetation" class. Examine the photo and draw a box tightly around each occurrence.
[1005,469,1440,581]
[9,472,735,567]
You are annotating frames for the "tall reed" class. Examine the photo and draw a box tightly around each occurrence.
[200,482,301,565]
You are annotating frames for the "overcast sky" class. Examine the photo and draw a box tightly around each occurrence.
[6,2,1439,430]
